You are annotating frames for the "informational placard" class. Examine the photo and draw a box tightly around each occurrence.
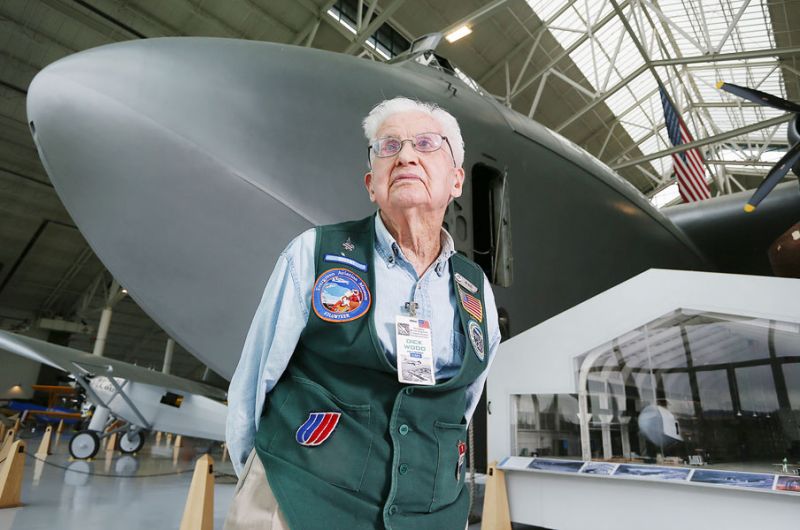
[496,457,800,495]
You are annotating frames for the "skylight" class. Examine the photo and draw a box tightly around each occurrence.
[524,0,789,208]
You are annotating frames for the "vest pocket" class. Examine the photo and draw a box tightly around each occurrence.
[430,420,467,512]
[263,376,373,492]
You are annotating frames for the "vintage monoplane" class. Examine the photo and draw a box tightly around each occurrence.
[0,330,227,459]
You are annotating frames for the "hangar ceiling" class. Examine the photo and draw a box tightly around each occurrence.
[0,0,797,384]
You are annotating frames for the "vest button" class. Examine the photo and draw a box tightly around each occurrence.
[404,388,414,395]
[398,463,409,474]
[399,424,409,435]
[388,505,398,515]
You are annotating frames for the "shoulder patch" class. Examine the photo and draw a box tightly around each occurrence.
[468,320,485,361]
[312,268,371,322]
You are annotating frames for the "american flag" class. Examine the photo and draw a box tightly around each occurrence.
[659,87,711,202]
[459,289,483,322]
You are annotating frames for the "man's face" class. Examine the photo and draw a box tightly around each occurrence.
[364,111,464,213]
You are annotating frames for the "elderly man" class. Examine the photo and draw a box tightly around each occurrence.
[225,97,500,530]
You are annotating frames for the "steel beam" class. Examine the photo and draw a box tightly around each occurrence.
[343,0,407,55]
[510,0,631,101]
[611,113,793,169]
[477,0,578,85]
[651,46,800,67]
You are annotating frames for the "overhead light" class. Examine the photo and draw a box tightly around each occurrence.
[445,25,472,43]
[121,288,128,294]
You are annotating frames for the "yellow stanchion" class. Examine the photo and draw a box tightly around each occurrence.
[35,425,53,458]
[480,461,511,530]
[0,440,26,509]
[179,454,214,530]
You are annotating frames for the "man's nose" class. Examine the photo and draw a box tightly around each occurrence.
[396,141,419,164]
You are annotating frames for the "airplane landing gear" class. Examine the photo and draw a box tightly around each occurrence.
[119,430,146,454]
[69,430,100,459]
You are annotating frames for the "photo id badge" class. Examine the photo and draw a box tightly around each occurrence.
[396,315,435,386]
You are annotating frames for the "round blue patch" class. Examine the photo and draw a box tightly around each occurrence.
[468,320,485,361]
[312,268,371,322]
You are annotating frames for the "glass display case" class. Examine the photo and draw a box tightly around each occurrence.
[511,309,800,479]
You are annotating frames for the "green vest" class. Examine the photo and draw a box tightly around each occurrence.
[255,214,488,530]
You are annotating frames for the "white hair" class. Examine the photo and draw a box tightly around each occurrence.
[362,97,465,168]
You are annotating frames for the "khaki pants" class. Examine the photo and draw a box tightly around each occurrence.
[223,449,290,530]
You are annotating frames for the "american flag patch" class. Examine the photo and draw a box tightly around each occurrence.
[459,289,483,322]
[296,412,341,446]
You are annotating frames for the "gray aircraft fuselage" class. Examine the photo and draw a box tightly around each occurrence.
[27,38,712,379]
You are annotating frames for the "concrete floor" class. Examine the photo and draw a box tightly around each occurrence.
[0,429,236,530]
[0,428,537,529]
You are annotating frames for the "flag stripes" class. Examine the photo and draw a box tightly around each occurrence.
[659,87,711,202]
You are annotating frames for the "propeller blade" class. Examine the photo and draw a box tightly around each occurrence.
[716,81,800,113]
[745,140,800,212]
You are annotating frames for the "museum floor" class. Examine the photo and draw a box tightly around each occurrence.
[0,429,524,530]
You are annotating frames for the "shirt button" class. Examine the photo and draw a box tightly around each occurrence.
[398,463,408,474]
[404,388,414,395]
[388,505,398,515]
[399,424,409,435]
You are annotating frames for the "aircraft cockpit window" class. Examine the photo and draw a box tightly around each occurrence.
[160,391,184,408]
[471,163,513,287]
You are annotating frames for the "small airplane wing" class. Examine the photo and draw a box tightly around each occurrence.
[0,330,227,402]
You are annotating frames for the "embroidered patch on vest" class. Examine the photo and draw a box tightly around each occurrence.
[459,288,483,322]
[323,254,368,272]
[468,320,485,361]
[312,268,371,322]
[296,412,341,446]
[454,272,478,293]
[456,440,467,480]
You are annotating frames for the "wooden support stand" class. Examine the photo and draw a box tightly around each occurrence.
[155,431,162,445]
[0,440,26,509]
[221,443,228,463]
[0,429,17,462]
[35,425,53,458]
[57,419,64,434]
[166,433,173,447]
[174,435,183,448]
[179,454,214,530]
[105,432,117,454]
[0,423,5,442]
[481,461,511,530]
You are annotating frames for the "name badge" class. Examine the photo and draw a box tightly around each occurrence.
[395,315,435,386]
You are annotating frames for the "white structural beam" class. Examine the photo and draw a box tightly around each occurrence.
[611,113,793,170]
[343,0,406,55]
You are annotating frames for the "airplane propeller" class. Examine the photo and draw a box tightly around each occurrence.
[716,81,800,212]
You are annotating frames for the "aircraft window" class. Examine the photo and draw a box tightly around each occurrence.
[160,391,184,408]
[471,163,513,287]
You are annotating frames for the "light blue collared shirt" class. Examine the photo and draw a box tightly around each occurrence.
[226,214,501,476]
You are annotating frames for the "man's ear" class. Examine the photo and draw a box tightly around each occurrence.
[451,167,465,199]
[364,172,376,202]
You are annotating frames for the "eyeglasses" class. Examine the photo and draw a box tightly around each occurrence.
[367,132,455,167]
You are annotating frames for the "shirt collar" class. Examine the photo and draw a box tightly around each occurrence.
[374,211,456,276]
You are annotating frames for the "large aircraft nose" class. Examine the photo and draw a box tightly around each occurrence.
[25,38,377,378]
